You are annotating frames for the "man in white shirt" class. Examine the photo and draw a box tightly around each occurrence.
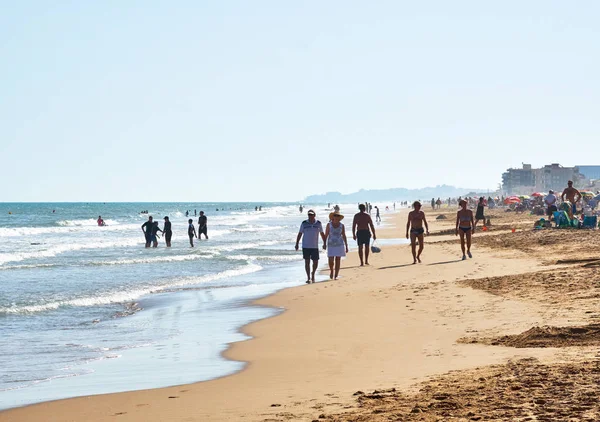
[545,190,558,219]
[295,210,326,284]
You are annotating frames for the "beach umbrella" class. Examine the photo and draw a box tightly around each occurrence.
[504,196,521,204]
[580,191,594,197]
[531,192,545,197]
[519,195,530,200]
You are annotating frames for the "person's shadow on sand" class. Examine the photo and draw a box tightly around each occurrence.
[427,259,463,266]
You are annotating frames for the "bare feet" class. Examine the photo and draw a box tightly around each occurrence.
[417,256,421,263]
[365,262,369,265]
[330,271,334,279]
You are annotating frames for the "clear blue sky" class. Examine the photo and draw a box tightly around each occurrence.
[2,1,599,202]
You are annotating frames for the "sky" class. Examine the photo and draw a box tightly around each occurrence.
[1,1,599,202]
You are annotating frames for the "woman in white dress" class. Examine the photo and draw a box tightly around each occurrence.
[324,212,349,280]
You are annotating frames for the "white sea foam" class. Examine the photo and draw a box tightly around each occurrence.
[0,262,262,315]
[0,238,142,266]
[230,225,284,233]
[213,240,281,252]
[227,254,298,262]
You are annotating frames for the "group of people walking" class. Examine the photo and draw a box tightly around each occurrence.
[295,204,376,283]
[141,212,208,248]
[297,200,481,282]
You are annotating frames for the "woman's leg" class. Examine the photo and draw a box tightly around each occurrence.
[466,230,472,256]
[410,233,417,263]
[334,256,341,279]
[417,233,424,262]
[459,230,466,257]
[328,257,334,279]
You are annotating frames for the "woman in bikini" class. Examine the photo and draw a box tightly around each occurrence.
[406,201,429,264]
[456,199,475,260]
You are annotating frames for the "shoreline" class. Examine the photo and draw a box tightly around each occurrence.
[1,207,573,421]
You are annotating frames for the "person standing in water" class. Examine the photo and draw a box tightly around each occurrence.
[151,221,162,248]
[375,206,381,223]
[141,216,154,248]
[163,216,172,247]
[187,219,197,247]
[324,212,349,280]
[197,211,208,240]
[295,210,326,284]
[456,199,475,260]
[352,204,376,266]
[406,201,429,264]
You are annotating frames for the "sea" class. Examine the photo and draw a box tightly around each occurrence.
[0,202,398,410]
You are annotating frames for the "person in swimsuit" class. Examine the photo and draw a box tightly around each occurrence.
[197,211,208,239]
[324,212,349,280]
[163,216,172,247]
[561,180,581,215]
[352,204,376,266]
[474,197,486,228]
[406,201,429,264]
[456,200,475,260]
[141,216,154,248]
[151,221,162,248]
[188,219,197,247]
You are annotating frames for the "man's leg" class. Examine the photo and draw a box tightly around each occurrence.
[304,259,311,282]
[311,259,318,283]
[357,244,364,266]
[364,240,370,265]
[410,233,417,263]
[417,234,424,262]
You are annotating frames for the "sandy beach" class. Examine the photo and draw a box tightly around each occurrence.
[3,207,600,421]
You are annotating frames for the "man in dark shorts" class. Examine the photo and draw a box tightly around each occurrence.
[295,210,326,284]
[141,216,154,248]
[198,211,208,239]
[352,204,376,266]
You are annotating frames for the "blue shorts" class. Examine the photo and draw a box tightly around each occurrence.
[410,228,425,235]
[302,248,319,261]
[146,234,156,243]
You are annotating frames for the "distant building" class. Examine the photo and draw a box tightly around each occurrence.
[577,165,600,182]
[535,164,582,192]
[502,164,535,195]
[502,163,583,195]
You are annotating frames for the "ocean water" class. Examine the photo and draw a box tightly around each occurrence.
[0,202,396,410]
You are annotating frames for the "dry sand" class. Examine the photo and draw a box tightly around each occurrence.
[2,206,600,421]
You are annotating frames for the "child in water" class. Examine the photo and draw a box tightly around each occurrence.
[188,219,197,247]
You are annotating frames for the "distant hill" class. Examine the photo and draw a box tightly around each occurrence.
[304,185,488,203]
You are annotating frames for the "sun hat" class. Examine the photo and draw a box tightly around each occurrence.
[329,212,344,221]
[307,209,316,216]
